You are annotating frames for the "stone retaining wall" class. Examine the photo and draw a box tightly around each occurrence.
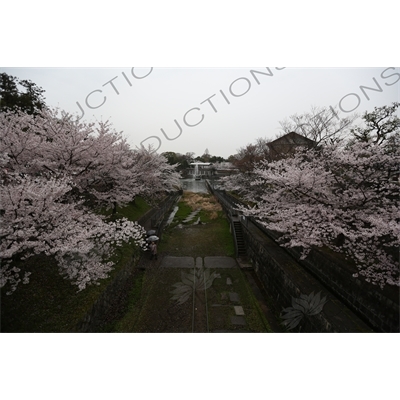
[138,192,181,234]
[252,223,399,333]
[241,220,373,333]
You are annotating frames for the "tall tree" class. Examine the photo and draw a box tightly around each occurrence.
[232,138,274,173]
[351,102,400,145]
[0,73,19,110]
[202,148,210,162]
[0,73,46,115]
[279,106,356,145]
[0,108,180,294]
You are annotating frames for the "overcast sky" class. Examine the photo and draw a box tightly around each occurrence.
[1,67,399,158]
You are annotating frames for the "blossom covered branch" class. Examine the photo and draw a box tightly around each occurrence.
[231,142,399,288]
[222,104,400,288]
[0,109,179,294]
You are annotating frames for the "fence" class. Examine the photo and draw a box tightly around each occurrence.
[207,183,399,332]
[240,218,372,332]
[138,191,181,235]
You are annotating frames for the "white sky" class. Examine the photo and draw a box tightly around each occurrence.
[1,67,398,158]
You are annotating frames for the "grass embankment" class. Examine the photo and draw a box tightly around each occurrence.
[102,197,152,220]
[0,198,151,333]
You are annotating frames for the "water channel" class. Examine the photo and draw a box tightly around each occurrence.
[165,179,208,226]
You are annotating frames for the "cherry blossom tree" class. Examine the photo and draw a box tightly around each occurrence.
[0,172,147,295]
[233,141,399,288]
[223,104,400,288]
[0,109,181,211]
[130,147,181,202]
[0,108,180,294]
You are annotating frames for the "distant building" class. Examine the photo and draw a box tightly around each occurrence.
[187,161,238,178]
[185,132,315,178]
[266,132,316,161]
[212,161,238,177]
[188,162,213,179]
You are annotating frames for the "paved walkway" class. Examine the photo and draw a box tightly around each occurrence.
[130,254,280,333]
[160,256,237,269]
[127,192,282,333]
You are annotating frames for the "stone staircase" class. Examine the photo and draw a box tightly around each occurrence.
[233,220,246,256]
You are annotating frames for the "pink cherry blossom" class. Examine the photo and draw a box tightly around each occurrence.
[0,108,180,294]
[223,140,399,288]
